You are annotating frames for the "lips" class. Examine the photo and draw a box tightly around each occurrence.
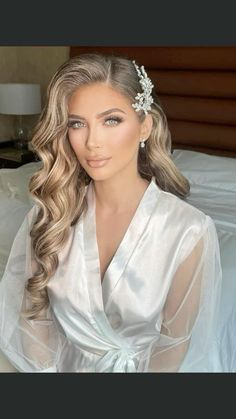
[86,156,110,161]
[86,157,111,168]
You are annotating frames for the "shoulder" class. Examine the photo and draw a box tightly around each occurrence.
[157,190,217,264]
[158,189,212,237]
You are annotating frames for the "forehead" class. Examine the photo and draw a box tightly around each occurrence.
[68,82,132,113]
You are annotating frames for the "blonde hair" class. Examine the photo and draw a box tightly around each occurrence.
[25,53,190,320]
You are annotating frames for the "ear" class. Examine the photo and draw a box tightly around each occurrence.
[140,114,153,140]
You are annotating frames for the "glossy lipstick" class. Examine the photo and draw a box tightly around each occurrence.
[86,157,111,168]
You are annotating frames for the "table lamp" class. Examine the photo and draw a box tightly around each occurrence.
[0,83,41,149]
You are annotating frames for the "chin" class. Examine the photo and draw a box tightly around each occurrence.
[89,174,111,182]
[83,169,111,182]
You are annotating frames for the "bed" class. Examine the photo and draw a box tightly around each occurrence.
[0,161,42,371]
[172,149,236,371]
[0,46,235,372]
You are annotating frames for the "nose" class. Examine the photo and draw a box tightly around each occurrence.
[86,125,102,149]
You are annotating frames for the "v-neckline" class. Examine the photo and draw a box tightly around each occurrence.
[83,176,160,314]
[95,181,152,285]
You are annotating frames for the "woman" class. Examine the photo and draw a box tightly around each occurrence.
[0,53,222,372]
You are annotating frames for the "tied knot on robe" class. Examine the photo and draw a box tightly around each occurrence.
[95,347,137,372]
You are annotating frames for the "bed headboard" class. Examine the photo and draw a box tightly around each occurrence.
[70,46,236,158]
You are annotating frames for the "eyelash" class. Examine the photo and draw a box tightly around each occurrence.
[67,116,123,129]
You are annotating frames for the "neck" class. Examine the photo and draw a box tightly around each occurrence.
[92,171,150,214]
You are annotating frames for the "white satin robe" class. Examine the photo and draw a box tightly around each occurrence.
[0,177,222,372]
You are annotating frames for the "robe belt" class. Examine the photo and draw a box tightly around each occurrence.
[95,348,137,372]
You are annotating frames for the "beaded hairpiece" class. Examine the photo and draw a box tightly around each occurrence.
[132,60,154,115]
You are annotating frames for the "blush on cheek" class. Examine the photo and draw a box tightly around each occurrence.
[68,140,82,162]
[68,134,83,153]
[111,125,140,148]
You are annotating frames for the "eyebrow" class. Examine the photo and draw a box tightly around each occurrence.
[68,108,126,120]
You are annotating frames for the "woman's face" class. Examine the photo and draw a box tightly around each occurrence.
[67,82,152,182]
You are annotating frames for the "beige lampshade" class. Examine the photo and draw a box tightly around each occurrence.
[0,83,41,115]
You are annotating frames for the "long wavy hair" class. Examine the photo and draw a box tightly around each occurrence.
[24,52,190,320]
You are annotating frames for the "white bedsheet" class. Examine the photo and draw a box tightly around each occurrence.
[185,185,236,358]
[172,150,236,371]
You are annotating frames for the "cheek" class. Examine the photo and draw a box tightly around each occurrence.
[68,131,83,150]
[110,124,140,151]
[68,132,85,162]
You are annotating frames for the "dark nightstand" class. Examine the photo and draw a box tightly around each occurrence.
[0,141,40,168]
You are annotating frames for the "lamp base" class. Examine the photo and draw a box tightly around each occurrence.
[13,124,29,150]
[13,138,28,150]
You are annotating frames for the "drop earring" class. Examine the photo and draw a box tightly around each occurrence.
[140,139,146,148]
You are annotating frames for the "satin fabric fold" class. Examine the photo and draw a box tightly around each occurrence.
[0,177,223,372]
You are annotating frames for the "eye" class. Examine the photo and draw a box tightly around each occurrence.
[104,116,123,126]
[67,120,85,129]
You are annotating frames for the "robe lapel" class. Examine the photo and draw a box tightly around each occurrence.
[83,177,161,315]
[83,181,103,311]
[102,178,160,309]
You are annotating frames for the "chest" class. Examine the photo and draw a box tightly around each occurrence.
[96,210,135,283]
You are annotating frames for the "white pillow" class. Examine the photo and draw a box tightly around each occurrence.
[172,149,236,192]
[0,161,42,204]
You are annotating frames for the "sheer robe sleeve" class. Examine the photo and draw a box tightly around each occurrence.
[147,215,222,372]
[0,205,66,372]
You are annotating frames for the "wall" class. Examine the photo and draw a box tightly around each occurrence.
[0,46,70,140]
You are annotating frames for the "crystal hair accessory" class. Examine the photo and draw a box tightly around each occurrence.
[132,61,154,115]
